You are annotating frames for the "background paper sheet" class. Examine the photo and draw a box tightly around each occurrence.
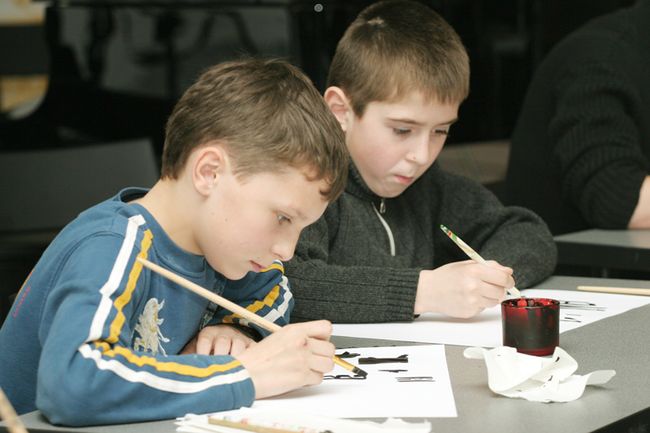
[332,289,650,347]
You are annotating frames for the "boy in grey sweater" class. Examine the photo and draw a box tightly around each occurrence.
[285,0,557,323]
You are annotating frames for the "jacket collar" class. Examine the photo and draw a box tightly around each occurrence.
[345,163,386,210]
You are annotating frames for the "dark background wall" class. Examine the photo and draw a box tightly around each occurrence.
[0,0,638,153]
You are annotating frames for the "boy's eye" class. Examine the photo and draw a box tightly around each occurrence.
[393,128,411,136]
[277,214,291,224]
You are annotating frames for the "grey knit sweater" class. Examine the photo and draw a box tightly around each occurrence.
[285,164,557,323]
[506,1,650,234]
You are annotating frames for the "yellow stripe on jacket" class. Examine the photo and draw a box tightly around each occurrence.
[108,229,153,343]
[93,342,243,378]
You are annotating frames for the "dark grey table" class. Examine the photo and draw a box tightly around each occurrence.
[3,276,650,433]
[555,229,650,276]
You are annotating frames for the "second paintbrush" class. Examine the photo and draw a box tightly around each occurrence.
[439,225,522,297]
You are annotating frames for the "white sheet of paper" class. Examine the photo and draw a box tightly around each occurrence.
[176,409,432,433]
[250,345,457,418]
[332,289,650,347]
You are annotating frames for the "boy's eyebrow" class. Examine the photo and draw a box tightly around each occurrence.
[287,206,307,221]
[387,117,458,126]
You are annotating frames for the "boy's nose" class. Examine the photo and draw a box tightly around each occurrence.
[406,137,430,164]
[271,237,296,262]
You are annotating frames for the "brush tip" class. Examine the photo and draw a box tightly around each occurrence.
[352,366,368,377]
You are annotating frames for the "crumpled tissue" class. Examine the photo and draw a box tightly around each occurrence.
[463,346,615,402]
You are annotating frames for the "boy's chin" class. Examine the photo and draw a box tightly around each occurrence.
[383,189,408,198]
[371,184,409,199]
[211,262,251,281]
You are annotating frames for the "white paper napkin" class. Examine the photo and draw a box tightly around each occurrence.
[463,346,615,402]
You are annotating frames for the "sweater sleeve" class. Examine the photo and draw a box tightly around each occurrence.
[550,56,648,228]
[285,205,419,324]
[36,234,254,426]
[435,169,557,288]
[211,261,293,337]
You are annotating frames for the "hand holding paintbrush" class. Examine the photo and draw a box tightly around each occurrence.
[137,257,367,398]
[440,225,521,297]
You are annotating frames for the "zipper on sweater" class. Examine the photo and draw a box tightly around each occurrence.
[372,201,396,256]
[379,198,386,214]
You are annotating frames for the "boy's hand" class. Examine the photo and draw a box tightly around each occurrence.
[181,325,255,356]
[415,260,513,318]
[237,320,335,399]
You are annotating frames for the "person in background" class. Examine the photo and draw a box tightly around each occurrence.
[284,0,557,324]
[506,0,650,235]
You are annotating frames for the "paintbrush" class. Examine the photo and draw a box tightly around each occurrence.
[0,387,28,433]
[136,257,367,377]
[577,285,650,296]
[440,225,522,297]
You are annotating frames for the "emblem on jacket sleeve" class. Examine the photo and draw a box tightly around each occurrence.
[134,298,170,355]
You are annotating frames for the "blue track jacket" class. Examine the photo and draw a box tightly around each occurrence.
[0,188,293,425]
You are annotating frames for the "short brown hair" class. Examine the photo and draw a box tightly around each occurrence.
[328,0,470,116]
[162,58,348,201]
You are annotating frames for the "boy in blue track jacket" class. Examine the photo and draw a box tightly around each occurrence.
[0,58,348,425]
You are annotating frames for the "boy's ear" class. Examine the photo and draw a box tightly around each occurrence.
[192,143,229,196]
[324,86,353,132]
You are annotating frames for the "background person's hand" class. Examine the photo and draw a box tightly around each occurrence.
[415,260,513,318]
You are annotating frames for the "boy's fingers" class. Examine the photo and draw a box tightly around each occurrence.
[196,335,214,355]
[502,275,515,291]
[303,370,326,387]
[230,338,249,356]
[306,338,336,358]
[309,352,336,374]
[484,260,514,274]
[287,320,333,340]
[478,282,508,302]
[213,336,232,355]
[478,265,515,290]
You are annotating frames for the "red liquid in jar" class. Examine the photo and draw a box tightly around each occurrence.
[501,297,559,356]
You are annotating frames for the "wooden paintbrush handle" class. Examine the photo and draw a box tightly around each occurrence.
[577,285,650,296]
